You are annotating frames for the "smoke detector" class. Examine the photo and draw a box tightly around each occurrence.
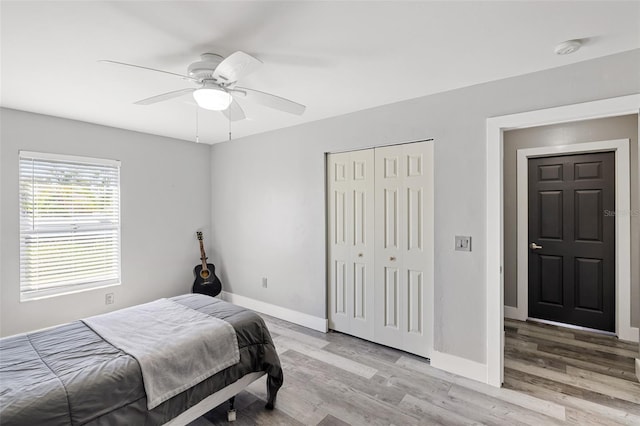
[554,39,582,55]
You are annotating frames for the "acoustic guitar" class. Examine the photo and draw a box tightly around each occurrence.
[192,231,222,297]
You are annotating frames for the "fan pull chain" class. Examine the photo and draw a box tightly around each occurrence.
[195,105,200,143]
[228,92,232,141]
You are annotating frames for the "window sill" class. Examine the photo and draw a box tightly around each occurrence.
[20,282,121,302]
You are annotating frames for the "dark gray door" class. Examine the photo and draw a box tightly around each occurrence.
[528,152,615,332]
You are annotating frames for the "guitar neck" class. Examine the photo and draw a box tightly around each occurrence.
[199,239,209,271]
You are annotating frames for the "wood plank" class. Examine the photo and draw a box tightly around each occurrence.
[565,365,640,399]
[505,343,637,382]
[505,318,639,352]
[572,332,639,352]
[536,343,636,372]
[278,355,422,425]
[504,367,640,417]
[282,349,408,407]
[504,369,640,425]
[265,321,330,349]
[273,335,378,379]
[505,358,640,404]
[512,327,638,358]
[245,373,330,425]
[505,345,568,373]
[505,336,539,351]
[447,384,565,426]
[316,414,351,426]
[506,332,635,370]
[322,341,428,381]
[240,399,305,426]
[505,319,576,339]
[563,407,629,426]
[394,376,522,426]
[398,393,483,426]
[397,355,567,421]
[324,330,404,364]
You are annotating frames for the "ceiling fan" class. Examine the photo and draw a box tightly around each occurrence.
[100,51,306,121]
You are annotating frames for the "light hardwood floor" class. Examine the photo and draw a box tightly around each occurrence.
[191,315,639,425]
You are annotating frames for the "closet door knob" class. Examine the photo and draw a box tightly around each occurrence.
[390,256,396,261]
[358,253,363,257]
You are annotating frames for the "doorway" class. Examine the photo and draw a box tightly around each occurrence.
[485,95,639,387]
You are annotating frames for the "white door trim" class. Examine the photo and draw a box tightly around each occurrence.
[513,140,634,343]
[486,94,640,387]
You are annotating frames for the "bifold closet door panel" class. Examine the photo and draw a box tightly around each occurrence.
[373,142,433,357]
[328,141,433,357]
[327,150,375,340]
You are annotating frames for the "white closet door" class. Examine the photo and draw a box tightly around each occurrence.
[327,150,375,340]
[374,141,433,357]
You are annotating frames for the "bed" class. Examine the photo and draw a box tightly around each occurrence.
[0,294,283,425]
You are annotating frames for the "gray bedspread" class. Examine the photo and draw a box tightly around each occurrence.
[0,295,283,425]
[83,298,239,409]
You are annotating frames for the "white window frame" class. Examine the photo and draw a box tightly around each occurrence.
[19,151,122,301]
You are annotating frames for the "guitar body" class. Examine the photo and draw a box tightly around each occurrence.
[192,263,222,297]
[192,232,222,297]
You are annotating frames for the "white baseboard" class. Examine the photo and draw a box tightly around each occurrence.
[504,305,526,321]
[220,291,328,333]
[618,325,639,343]
[430,350,489,385]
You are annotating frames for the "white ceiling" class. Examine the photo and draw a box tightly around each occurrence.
[1,1,639,144]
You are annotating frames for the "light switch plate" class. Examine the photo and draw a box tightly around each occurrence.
[455,236,471,251]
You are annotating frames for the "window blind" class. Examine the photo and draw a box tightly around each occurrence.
[19,151,121,300]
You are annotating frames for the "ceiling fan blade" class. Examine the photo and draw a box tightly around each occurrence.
[213,51,262,84]
[232,87,306,115]
[221,99,246,122]
[99,60,199,83]
[134,88,195,105]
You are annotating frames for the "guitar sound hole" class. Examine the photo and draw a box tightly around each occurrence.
[200,270,210,279]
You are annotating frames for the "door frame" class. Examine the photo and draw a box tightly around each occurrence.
[485,94,640,387]
[511,140,630,337]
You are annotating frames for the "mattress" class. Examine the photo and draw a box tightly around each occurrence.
[0,294,283,425]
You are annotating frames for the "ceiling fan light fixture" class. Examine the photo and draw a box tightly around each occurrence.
[193,88,232,111]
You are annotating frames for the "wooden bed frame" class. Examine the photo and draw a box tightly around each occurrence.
[163,371,266,425]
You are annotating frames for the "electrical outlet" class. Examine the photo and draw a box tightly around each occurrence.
[455,236,472,251]
[262,277,268,288]
[105,293,115,305]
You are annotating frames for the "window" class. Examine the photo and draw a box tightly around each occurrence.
[19,151,121,301]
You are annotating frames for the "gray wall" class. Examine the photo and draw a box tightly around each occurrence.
[210,49,640,364]
[503,115,639,327]
[0,108,211,336]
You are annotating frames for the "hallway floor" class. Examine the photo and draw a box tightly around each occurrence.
[504,318,639,425]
